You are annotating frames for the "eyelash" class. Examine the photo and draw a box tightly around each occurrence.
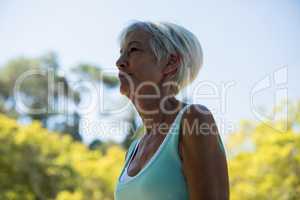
[129,47,138,53]
[120,48,139,55]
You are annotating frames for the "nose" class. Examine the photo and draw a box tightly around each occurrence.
[116,53,128,70]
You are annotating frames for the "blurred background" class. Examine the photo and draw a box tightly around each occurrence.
[0,0,299,199]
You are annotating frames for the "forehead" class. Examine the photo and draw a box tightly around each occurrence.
[121,29,152,48]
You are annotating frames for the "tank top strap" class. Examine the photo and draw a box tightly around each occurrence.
[171,104,193,135]
[166,104,193,160]
[118,139,139,182]
[121,139,139,174]
[168,104,226,155]
[125,139,139,164]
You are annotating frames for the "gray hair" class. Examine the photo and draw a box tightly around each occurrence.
[118,20,203,95]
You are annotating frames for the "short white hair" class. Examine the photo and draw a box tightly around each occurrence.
[118,20,203,95]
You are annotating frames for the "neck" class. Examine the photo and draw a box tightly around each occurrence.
[133,96,183,135]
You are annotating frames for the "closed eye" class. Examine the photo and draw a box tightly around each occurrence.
[130,47,139,52]
[119,47,140,55]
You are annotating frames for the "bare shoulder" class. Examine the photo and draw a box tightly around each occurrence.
[180,104,220,148]
[179,104,230,199]
[178,104,225,163]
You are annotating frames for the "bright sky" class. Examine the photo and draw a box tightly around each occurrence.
[1,0,299,143]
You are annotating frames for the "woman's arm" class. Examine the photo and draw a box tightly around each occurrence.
[179,105,230,200]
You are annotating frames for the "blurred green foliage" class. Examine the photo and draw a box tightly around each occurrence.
[0,53,120,143]
[1,101,300,199]
[0,114,125,200]
[228,101,300,199]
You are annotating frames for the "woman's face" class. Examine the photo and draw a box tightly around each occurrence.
[116,29,167,100]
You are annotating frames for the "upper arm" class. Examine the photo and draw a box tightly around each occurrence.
[179,105,229,200]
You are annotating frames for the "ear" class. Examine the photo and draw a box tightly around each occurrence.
[162,54,181,79]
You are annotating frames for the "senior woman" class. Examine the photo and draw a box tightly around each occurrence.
[114,21,229,200]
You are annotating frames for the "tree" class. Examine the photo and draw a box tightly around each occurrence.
[228,101,300,199]
[70,63,119,87]
[0,114,125,200]
[0,53,82,140]
[0,52,123,143]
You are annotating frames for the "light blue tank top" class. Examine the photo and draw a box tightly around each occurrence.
[114,104,225,200]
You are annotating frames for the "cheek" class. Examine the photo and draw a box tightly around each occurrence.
[135,68,161,84]
[133,60,162,82]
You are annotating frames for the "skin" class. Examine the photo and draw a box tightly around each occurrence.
[116,29,229,199]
